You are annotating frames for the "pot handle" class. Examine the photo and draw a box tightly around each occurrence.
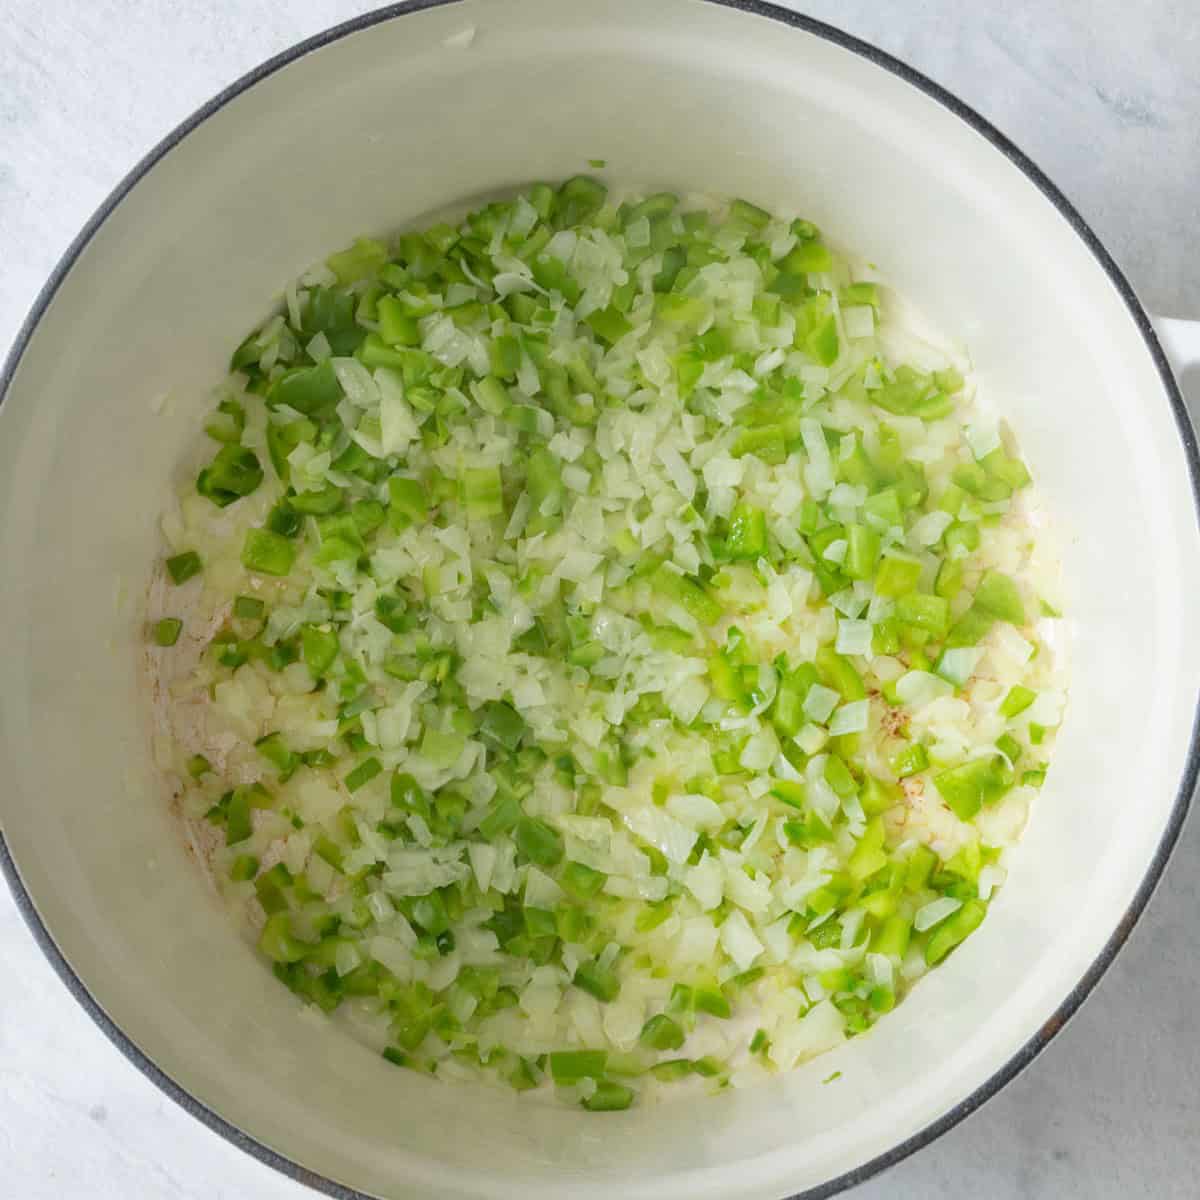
[1153,315,1200,380]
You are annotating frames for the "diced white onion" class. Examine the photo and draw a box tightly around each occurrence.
[720,910,765,971]
[795,723,828,755]
[914,896,963,932]
[803,685,840,725]
[896,670,954,708]
[842,305,875,339]
[911,510,953,547]
[936,647,982,687]
[835,619,873,657]
[828,699,869,736]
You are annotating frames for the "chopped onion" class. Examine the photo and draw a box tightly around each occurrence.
[803,684,840,725]
[829,699,869,736]
[720,910,765,971]
[842,305,875,339]
[836,618,873,657]
[896,670,954,707]
[936,647,982,687]
[914,896,963,932]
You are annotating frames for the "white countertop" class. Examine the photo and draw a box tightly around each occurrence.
[2,3,1198,1197]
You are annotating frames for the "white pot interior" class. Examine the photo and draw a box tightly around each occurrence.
[1,1,1197,1197]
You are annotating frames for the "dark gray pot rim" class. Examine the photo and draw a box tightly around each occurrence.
[2,3,1197,1198]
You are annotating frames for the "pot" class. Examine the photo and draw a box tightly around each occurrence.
[2,2,1198,1197]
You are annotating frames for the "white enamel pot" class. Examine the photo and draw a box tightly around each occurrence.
[2,2,1199,1197]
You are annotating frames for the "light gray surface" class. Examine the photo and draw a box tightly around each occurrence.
[1,3,1197,1198]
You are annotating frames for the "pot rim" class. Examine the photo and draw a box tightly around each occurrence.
[2,2,1197,1198]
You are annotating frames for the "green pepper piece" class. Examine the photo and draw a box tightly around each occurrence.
[514,817,564,867]
[241,528,296,577]
[974,570,1026,625]
[197,445,264,507]
[925,899,987,964]
[268,359,342,417]
[581,1081,635,1112]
